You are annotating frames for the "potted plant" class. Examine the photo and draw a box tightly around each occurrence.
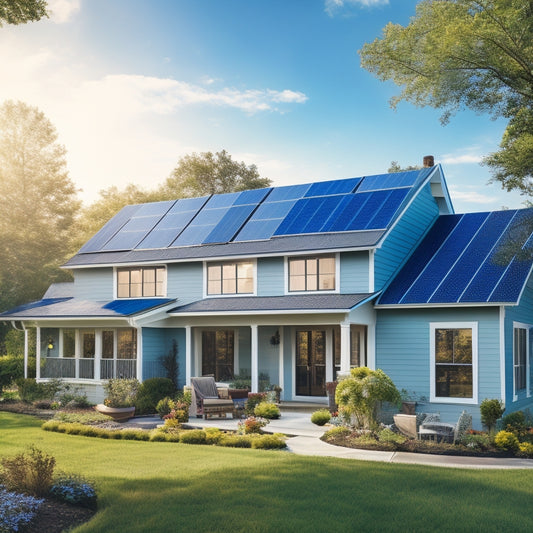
[95,378,140,421]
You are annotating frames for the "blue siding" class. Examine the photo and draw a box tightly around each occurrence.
[504,274,533,412]
[340,252,369,293]
[376,306,501,429]
[374,184,439,290]
[166,262,203,303]
[257,257,284,296]
[142,327,186,387]
[74,268,114,300]
[258,326,282,387]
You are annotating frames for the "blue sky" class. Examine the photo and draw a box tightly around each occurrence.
[0,0,525,212]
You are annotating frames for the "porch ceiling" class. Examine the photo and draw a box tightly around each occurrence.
[168,293,376,315]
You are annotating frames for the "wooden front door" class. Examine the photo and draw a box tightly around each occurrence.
[295,330,326,396]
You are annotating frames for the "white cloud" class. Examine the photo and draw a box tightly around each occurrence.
[440,151,483,165]
[325,0,389,16]
[448,187,497,205]
[47,0,81,23]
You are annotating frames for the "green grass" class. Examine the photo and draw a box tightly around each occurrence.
[2,412,533,532]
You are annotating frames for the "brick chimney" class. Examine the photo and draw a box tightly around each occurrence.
[423,155,435,168]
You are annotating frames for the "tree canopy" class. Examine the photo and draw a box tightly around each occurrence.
[162,150,271,198]
[0,100,80,312]
[360,0,533,195]
[0,0,48,26]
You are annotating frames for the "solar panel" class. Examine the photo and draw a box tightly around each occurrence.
[304,177,361,197]
[234,187,272,205]
[379,215,462,305]
[78,204,142,253]
[365,188,409,229]
[400,212,490,304]
[265,183,311,202]
[429,210,515,303]
[358,169,427,192]
[203,204,257,244]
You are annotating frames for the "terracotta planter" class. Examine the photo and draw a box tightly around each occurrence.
[95,404,135,422]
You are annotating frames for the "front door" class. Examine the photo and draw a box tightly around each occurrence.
[296,330,326,396]
[202,330,234,382]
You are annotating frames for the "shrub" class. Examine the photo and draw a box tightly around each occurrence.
[251,434,286,450]
[237,416,269,435]
[0,446,56,496]
[494,430,519,451]
[53,412,111,425]
[50,473,97,509]
[0,486,43,533]
[218,434,252,448]
[205,427,223,445]
[156,397,174,418]
[480,399,504,433]
[378,428,406,444]
[518,442,533,458]
[0,354,25,393]
[502,411,527,436]
[121,429,149,441]
[245,393,267,415]
[158,339,179,390]
[103,378,139,408]
[254,401,281,419]
[322,426,352,442]
[311,409,331,426]
[179,429,207,445]
[134,378,175,415]
[335,367,401,430]
[460,432,492,451]
[149,430,168,442]
[16,378,60,403]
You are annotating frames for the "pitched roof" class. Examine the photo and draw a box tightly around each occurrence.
[65,167,440,267]
[0,297,175,320]
[378,208,533,306]
[169,293,376,315]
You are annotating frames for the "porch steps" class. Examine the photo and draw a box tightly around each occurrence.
[279,401,328,414]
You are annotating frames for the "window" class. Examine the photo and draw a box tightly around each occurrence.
[514,325,528,395]
[207,262,253,295]
[288,255,335,292]
[117,328,137,359]
[430,323,477,403]
[117,266,165,298]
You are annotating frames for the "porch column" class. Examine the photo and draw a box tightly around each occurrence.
[36,327,41,380]
[250,324,258,393]
[24,327,28,379]
[185,325,192,386]
[74,330,80,379]
[94,329,102,381]
[340,323,351,373]
[277,327,284,396]
[136,328,142,381]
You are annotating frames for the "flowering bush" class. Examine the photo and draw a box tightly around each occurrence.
[237,416,269,435]
[245,393,267,415]
[253,401,281,419]
[0,485,43,533]
[494,430,519,451]
[50,474,97,510]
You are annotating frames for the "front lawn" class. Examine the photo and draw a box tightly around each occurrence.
[2,412,533,532]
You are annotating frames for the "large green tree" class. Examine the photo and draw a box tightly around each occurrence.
[162,150,271,198]
[360,0,533,195]
[0,0,48,26]
[0,100,80,312]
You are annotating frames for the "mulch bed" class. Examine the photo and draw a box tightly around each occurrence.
[20,499,96,533]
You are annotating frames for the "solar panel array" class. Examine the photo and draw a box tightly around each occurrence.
[79,168,433,254]
[379,208,533,305]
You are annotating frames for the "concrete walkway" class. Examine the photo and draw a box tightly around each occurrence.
[127,411,533,469]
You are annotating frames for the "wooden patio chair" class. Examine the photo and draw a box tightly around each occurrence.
[189,376,235,420]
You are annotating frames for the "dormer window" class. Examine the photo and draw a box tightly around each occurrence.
[117,266,166,298]
[207,261,254,295]
[288,255,336,292]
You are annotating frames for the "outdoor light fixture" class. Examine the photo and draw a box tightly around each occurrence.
[270,330,280,346]
[47,338,54,350]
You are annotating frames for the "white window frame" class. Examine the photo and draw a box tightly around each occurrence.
[284,253,340,294]
[430,322,478,405]
[203,259,256,298]
[513,322,531,400]
[114,265,167,299]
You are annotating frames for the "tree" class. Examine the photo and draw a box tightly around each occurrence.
[360,0,533,195]
[0,100,80,312]
[388,161,422,173]
[162,150,271,198]
[0,0,48,26]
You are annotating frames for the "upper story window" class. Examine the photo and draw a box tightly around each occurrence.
[430,322,477,404]
[207,261,254,295]
[117,266,166,298]
[288,255,336,292]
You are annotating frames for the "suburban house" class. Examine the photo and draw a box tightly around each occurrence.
[2,159,533,428]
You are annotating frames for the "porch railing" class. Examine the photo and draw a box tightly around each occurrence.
[41,357,136,380]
